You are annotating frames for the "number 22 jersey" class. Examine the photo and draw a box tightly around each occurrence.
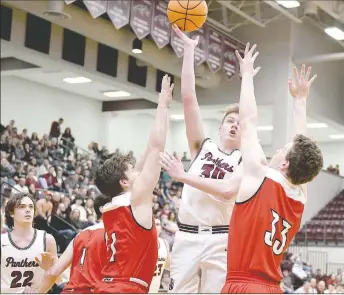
[226,168,306,283]
[179,138,242,226]
[1,229,46,293]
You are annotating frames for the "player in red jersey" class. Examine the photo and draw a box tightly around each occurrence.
[33,194,110,294]
[220,44,323,293]
[94,75,173,294]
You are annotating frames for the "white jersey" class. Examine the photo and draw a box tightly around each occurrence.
[178,138,242,226]
[149,238,169,293]
[1,229,46,293]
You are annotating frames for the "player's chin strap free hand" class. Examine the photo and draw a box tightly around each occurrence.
[288,64,317,100]
[235,43,261,77]
[159,152,185,182]
[172,24,199,48]
[35,252,57,271]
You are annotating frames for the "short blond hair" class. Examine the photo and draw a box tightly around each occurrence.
[221,103,239,124]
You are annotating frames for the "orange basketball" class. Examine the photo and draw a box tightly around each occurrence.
[167,0,208,32]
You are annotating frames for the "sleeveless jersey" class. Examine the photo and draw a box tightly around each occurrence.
[179,138,242,226]
[64,222,106,290]
[149,238,169,293]
[101,193,158,289]
[227,168,306,283]
[1,229,46,293]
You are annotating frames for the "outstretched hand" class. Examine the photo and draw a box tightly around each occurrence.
[235,42,261,77]
[159,152,185,181]
[288,64,317,99]
[35,252,56,271]
[172,24,199,48]
[159,74,174,106]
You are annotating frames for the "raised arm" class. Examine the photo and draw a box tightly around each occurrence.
[173,25,205,159]
[235,44,267,201]
[160,152,242,201]
[131,75,173,228]
[288,64,317,196]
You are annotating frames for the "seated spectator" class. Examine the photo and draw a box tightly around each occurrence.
[84,198,96,220]
[1,157,13,178]
[295,279,311,293]
[33,144,46,165]
[14,142,25,161]
[25,170,41,189]
[282,269,294,293]
[70,196,87,222]
[64,171,79,193]
[317,280,326,294]
[310,278,317,294]
[30,132,40,146]
[35,192,53,230]
[42,166,57,189]
[327,274,337,287]
[68,209,84,231]
[12,177,29,194]
[23,143,32,162]
[38,159,50,176]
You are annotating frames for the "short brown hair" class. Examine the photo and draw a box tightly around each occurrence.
[95,152,136,197]
[286,134,323,185]
[5,193,35,229]
[221,103,239,124]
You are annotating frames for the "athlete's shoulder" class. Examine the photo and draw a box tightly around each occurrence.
[266,168,306,205]
[102,193,131,213]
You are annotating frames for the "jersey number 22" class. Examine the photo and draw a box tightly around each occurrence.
[264,209,292,255]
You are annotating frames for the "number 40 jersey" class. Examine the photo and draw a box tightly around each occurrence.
[1,229,46,294]
[178,138,242,226]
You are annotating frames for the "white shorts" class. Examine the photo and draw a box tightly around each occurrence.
[168,230,228,293]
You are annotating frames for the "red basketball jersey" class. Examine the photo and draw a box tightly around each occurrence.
[64,222,107,290]
[227,168,305,283]
[101,193,158,289]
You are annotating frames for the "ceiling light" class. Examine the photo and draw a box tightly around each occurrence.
[257,125,274,131]
[132,38,142,54]
[277,1,300,9]
[170,115,184,121]
[329,134,344,139]
[307,123,328,129]
[63,77,91,84]
[103,91,131,98]
[324,27,344,41]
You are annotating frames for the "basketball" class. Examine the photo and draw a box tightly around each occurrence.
[167,0,208,32]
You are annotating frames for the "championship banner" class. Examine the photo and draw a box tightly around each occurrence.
[206,28,223,73]
[191,24,207,66]
[64,0,77,4]
[107,0,131,29]
[130,0,153,40]
[83,0,108,19]
[222,37,237,80]
[151,0,171,49]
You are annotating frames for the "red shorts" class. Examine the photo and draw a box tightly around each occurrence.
[221,281,282,294]
[62,287,94,294]
[95,281,148,294]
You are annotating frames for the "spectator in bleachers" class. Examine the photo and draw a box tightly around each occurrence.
[61,127,75,158]
[35,192,53,230]
[282,269,294,293]
[64,170,79,193]
[42,166,57,190]
[70,195,87,222]
[317,280,326,294]
[31,132,40,146]
[23,143,32,162]
[294,279,311,293]
[12,177,29,193]
[49,118,63,140]
[14,141,25,160]
[68,208,83,231]
[309,278,318,294]
[33,144,46,165]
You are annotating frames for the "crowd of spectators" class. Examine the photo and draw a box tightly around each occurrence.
[1,119,343,293]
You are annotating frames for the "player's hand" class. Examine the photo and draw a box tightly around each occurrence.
[172,24,199,48]
[159,74,174,106]
[35,252,56,271]
[288,64,317,99]
[159,152,185,181]
[235,43,261,77]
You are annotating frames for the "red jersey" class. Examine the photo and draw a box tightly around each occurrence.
[64,223,106,290]
[100,193,158,290]
[227,168,305,283]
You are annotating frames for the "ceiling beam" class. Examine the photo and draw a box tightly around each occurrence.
[263,1,302,24]
[217,1,266,27]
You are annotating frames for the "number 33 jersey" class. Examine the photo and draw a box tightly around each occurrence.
[179,138,242,226]
[227,168,306,283]
[1,229,46,293]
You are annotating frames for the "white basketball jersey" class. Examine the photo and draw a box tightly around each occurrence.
[149,238,169,293]
[178,138,242,226]
[1,229,46,293]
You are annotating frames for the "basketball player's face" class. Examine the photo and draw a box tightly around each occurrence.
[12,197,34,225]
[219,113,241,147]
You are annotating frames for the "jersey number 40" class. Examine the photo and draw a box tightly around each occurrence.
[264,209,292,255]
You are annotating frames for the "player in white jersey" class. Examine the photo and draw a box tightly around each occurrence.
[161,25,243,294]
[1,193,57,293]
[149,219,170,293]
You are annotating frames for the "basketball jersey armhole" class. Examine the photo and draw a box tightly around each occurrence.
[129,205,153,231]
[187,137,211,172]
[235,177,267,205]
